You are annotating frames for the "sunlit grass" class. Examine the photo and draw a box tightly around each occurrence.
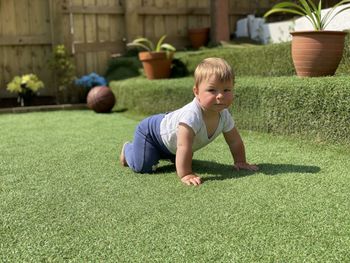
[1,111,349,262]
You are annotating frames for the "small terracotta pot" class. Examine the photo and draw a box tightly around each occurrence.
[188,27,210,49]
[138,51,173,79]
[291,31,347,77]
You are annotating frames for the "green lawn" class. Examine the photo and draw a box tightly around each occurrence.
[1,110,350,262]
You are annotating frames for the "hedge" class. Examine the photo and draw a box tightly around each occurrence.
[105,44,297,80]
[106,32,350,79]
[233,76,350,144]
[178,35,350,77]
[111,77,195,116]
[177,43,295,77]
[110,76,350,145]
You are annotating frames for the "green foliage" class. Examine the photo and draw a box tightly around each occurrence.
[337,30,350,74]
[105,57,189,83]
[110,39,350,144]
[233,76,350,144]
[177,38,350,76]
[7,74,44,94]
[111,77,194,115]
[109,36,350,82]
[105,56,141,83]
[177,43,295,77]
[264,0,350,30]
[170,58,190,78]
[50,45,76,90]
[110,76,350,145]
[127,35,176,52]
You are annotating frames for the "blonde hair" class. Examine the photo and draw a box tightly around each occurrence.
[194,57,234,87]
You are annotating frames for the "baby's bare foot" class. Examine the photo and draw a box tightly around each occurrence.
[119,142,129,167]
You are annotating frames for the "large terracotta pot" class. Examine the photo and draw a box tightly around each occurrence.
[290,31,347,77]
[188,27,210,49]
[138,51,173,79]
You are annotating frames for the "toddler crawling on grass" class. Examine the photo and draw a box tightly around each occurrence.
[120,58,258,185]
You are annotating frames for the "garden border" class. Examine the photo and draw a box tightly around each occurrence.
[0,104,87,114]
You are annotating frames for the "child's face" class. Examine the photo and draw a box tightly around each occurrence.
[193,76,234,113]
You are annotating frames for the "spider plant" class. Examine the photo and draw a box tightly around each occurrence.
[127,35,176,52]
[264,0,350,30]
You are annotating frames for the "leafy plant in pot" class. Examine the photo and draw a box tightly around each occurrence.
[127,35,176,79]
[7,74,44,107]
[264,0,350,77]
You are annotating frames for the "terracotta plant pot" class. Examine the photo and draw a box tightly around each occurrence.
[138,51,173,79]
[188,27,210,49]
[290,31,347,77]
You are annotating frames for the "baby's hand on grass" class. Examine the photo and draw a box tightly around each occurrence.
[234,162,259,172]
[181,174,201,186]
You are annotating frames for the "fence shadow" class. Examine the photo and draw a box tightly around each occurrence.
[156,160,321,182]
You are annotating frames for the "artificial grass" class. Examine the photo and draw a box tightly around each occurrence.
[1,111,350,262]
[111,76,350,145]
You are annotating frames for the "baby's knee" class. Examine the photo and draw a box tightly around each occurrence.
[131,163,158,174]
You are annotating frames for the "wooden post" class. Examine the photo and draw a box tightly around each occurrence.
[49,0,59,102]
[210,0,230,44]
[124,0,141,42]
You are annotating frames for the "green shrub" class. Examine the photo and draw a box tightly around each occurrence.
[337,31,350,75]
[234,76,350,144]
[111,77,194,115]
[177,34,350,77]
[177,43,295,77]
[105,57,189,83]
[110,37,350,144]
[105,57,141,83]
[110,76,350,145]
[107,34,350,81]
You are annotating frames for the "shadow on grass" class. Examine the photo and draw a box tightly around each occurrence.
[156,160,321,182]
[112,108,128,113]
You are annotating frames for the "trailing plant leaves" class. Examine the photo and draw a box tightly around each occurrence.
[156,35,167,52]
[161,44,176,52]
[264,0,350,30]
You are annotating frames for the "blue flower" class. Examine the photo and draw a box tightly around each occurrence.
[75,72,107,90]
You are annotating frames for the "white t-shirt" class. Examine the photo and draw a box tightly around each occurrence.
[160,98,235,154]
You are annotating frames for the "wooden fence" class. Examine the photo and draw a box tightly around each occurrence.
[0,0,275,100]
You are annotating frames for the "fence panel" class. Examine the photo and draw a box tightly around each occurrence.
[65,0,125,78]
[1,0,278,101]
[0,0,53,98]
[176,0,187,37]
[138,0,211,48]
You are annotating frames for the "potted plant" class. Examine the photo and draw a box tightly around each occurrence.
[127,35,176,79]
[7,74,44,107]
[188,27,210,49]
[264,0,350,77]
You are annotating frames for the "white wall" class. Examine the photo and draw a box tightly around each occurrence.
[235,4,350,44]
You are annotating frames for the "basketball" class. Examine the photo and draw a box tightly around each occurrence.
[87,86,116,113]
